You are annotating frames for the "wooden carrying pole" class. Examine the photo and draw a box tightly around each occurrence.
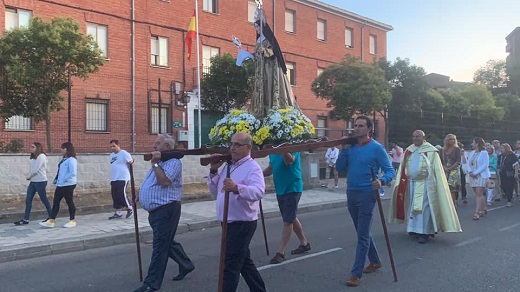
[129,163,143,282]
[370,169,398,282]
[218,160,233,292]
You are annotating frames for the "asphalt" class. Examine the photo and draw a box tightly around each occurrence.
[0,184,393,264]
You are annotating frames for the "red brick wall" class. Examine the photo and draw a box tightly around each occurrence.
[0,0,391,153]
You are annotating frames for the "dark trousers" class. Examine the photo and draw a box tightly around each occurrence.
[347,190,380,278]
[501,175,515,202]
[50,185,76,220]
[110,180,131,209]
[459,166,467,199]
[223,220,266,292]
[144,201,194,290]
[24,181,52,220]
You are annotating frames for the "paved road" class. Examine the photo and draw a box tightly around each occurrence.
[1,197,520,292]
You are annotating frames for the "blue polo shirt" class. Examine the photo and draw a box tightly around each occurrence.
[269,153,303,195]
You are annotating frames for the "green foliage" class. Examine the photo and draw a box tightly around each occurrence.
[200,53,254,113]
[494,92,520,121]
[0,139,24,153]
[438,89,470,116]
[473,59,508,95]
[311,56,391,121]
[457,84,504,121]
[0,17,104,151]
[506,56,520,95]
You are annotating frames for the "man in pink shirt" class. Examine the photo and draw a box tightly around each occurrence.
[207,132,266,292]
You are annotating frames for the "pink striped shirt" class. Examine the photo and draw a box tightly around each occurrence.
[207,155,265,222]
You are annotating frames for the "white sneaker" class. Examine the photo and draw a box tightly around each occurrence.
[39,219,55,228]
[63,220,76,228]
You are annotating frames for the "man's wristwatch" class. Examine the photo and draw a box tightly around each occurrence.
[153,163,159,168]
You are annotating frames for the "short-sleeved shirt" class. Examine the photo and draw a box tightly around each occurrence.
[139,159,182,212]
[110,150,133,181]
[269,153,303,195]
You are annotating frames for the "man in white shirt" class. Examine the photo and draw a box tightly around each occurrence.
[108,139,134,220]
[323,146,340,188]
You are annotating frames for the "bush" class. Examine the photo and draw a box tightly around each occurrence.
[0,139,24,153]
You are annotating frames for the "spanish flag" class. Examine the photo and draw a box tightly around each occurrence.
[185,10,196,60]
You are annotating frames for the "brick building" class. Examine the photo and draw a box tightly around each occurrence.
[0,0,392,153]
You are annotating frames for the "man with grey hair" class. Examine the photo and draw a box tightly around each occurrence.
[133,133,194,292]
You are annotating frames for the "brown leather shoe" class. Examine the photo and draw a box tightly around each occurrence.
[363,262,382,273]
[346,275,362,287]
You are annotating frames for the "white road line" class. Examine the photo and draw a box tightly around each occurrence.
[455,237,482,247]
[487,205,507,211]
[257,247,343,271]
[499,222,520,231]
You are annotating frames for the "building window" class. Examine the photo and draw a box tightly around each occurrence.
[345,27,353,48]
[369,35,377,54]
[86,99,108,132]
[317,116,327,137]
[5,116,32,130]
[285,10,295,33]
[247,1,256,23]
[203,0,218,13]
[286,62,295,86]
[317,19,326,41]
[150,104,170,134]
[87,23,108,58]
[202,45,220,72]
[151,36,168,66]
[317,68,324,76]
[5,8,31,30]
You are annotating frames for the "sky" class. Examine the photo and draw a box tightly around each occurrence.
[320,0,519,82]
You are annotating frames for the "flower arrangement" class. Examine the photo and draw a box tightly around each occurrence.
[208,109,261,146]
[256,107,315,145]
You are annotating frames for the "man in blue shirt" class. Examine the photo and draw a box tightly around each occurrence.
[336,116,395,287]
[133,134,194,292]
[264,152,311,264]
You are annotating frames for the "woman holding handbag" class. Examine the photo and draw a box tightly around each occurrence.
[467,137,490,220]
[440,134,461,206]
[499,143,518,207]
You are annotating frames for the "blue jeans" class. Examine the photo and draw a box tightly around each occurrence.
[347,190,380,278]
[144,201,194,290]
[24,181,52,220]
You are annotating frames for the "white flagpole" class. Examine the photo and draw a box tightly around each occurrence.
[195,0,202,147]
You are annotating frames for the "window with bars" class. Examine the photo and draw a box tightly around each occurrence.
[150,104,170,134]
[285,10,295,33]
[151,36,169,66]
[345,27,353,48]
[5,7,31,30]
[202,45,220,72]
[369,35,377,54]
[317,116,327,137]
[203,0,218,13]
[317,19,326,41]
[86,99,109,132]
[5,116,33,130]
[247,1,256,23]
[87,23,108,58]
[286,62,296,86]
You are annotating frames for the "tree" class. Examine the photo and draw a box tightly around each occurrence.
[0,17,104,151]
[438,89,470,117]
[506,56,520,95]
[200,53,254,113]
[457,84,504,122]
[311,56,391,121]
[494,92,520,121]
[473,59,508,95]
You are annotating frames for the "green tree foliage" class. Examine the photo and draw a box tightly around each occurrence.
[458,84,504,122]
[506,56,520,95]
[200,53,254,113]
[311,56,391,121]
[494,92,520,121]
[438,89,470,116]
[473,59,508,95]
[0,17,104,151]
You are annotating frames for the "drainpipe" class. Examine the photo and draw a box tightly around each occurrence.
[272,0,275,32]
[131,0,136,152]
[360,20,366,62]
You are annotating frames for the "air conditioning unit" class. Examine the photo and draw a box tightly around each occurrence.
[178,130,189,142]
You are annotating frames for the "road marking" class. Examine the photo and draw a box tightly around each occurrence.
[499,222,520,231]
[455,237,482,247]
[487,205,507,211]
[257,247,343,271]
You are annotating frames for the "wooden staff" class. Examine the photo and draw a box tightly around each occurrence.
[370,168,398,282]
[259,200,269,255]
[218,160,233,292]
[129,163,143,282]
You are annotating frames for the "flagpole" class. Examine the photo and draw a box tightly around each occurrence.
[195,0,202,147]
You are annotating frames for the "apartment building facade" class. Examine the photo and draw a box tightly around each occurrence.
[0,0,392,152]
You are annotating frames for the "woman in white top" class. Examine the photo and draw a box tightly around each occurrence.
[466,137,490,220]
[14,142,52,225]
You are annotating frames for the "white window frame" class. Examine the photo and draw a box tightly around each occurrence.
[86,99,109,132]
[203,0,218,13]
[150,104,170,134]
[317,116,327,137]
[317,68,324,77]
[151,36,169,66]
[247,1,257,23]
[286,62,295,86]
[317,19,326,41]
[285,10,295,33]
[5,7,31,30]
[345,27,353,48]
[369,35,377,55]
[202,45,220,72]
[5,116,32,130]
[87,23,108,58]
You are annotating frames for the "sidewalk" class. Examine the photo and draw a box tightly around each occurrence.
[0,185,392,263]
